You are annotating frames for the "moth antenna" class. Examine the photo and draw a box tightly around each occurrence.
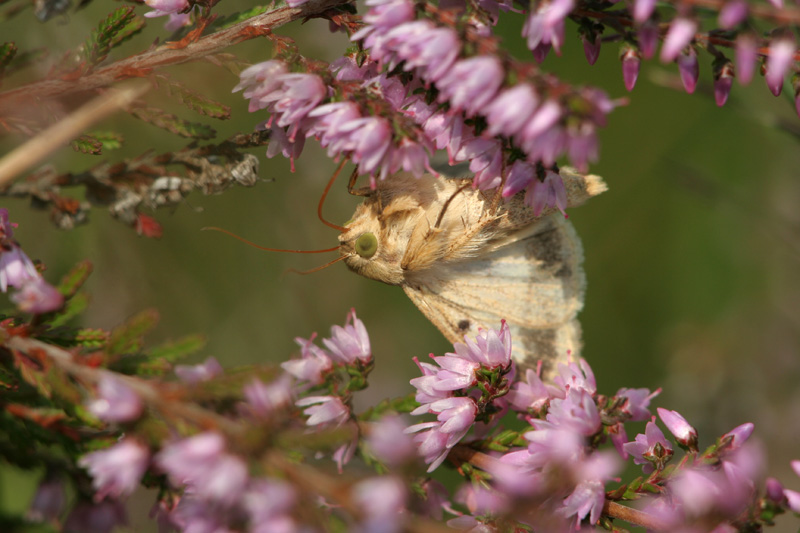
[318,158,350,232]
[434,183,472,229]
[202,226,339,254]
[288,254,347,275]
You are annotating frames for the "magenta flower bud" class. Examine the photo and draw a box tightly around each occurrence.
[722,422,754,449]
[638,22,659,60]
[678,48,700,94]
[87,374,143,423]
[719,0,748,29]
[714,61,735,106]
[766,38,795,97]
[621,46,641,92]
[633,0,656,22]
[661,18,697,62]
[765,477,785,502]
[735,33,759,85]
[657,407,698,449]
[582,33,601,65]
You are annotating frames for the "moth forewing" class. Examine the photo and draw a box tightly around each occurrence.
[339,169,606,378]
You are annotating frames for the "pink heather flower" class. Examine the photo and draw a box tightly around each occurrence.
[27,476,66,523]
[786,490,800,513]
[485,84,539,138]
[281,335,332,384]
[660,18,697,62]
[174,356,223,384]
[233,61,289,107]
[264,73,327,135]
[616,388,656,422]
[766,0,783,7]
[669,468,722,517]
[353,476,407,532]
[507,367,550,412]
[367,415,417,466]
[78,438,149,501]
[522,426,586,467]
[525,170,568,216]
[621,47,641,92]
[566,122,599,171]
[0,208,16,238]
[523,0,574,53]
[623,420,673,474]
[398,24,462,82]
[155,432,249,505]
[164,11,192,31]
[64,500,126,533]
[436,56,504,117]
[11,277,63,314]
[714,62,735,106]
[422,354,479,393]
[721,422,754,449]
[389,139,432,177]
[657,407,698,448]
[608,422,629,459]
[678,48,700,94]
[633,0,656,22]
[519,99,562,151]
[362,0,415,31]
[405,421,451,470]
[242,375,293,417]
[542,387,601,436]
[719,0,748,29]
[337,116,393,177]
[87,374,143,423]
[409,359,452,405]
[638,22,659,60]
[264,122,306,171]
[502,160,536,198]
[765,477,785,502]
[453,321,512,369]
[407,397,477,471]
[0,245,38,292]
[143,0,188,18]
[296,395,350,426]
[287,0,311,6]
[766,39,796,97]
[307,101,362,151]
[243,479,297,532]
[582,33,601,65]
[551,358,596,397]
[433,396,478,435]
[560,479,606,526]
[736,34,759,85]
[322,308,371,364]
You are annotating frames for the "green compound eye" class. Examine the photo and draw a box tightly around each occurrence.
[355,232,378,258]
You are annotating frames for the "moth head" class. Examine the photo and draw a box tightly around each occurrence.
[338,201,408,286]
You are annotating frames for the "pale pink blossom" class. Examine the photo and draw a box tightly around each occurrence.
[719,0,748,29]
[281,335,332,384]
[484,84,539,138]
[79,438,149,501]
[736,34,759,85]
[322,308,371,364]
[144,0,189,18]
[766,39,796,96]
[11,277,63,314]
[174,356,222,384]
[660,18,697,62]
[296,395,350,426]
[658,407,698,448]
[623,420,673,474]
[633,0,656,22]
[87,374,143,423]
[436,56,504,117]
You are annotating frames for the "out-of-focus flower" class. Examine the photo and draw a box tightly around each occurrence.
[322,308,371,364]
[735,33,758,85]
[766,38,795,96]
[11,277,63,314]
[660,18,697,62]
[525,170,568,216]
[436,56,504,117]
[79,438,150,501]
[623,420,673,473]
[367,415,417,466]
[155,432,249,506]
[64,500,126,533]
[86,374,143,423]
[27,476,66,523]
[582,33,601,65]
[0,244,38,292]
[638,22,659,60]
[243,479,297,533]
[143,0,188,18]
[174,356,223,384]
[353,476,407,533]
[296,395,350,426]
[633,0,656,22]
[719,0,748,29]
[164,12,192,31]
[485,84,539,138]
[616,388,656,422]
[522,0,574,53]
[242,375,293,417]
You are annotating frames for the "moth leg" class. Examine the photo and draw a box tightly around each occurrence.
[347,168,372,197]
[434,182,472,229]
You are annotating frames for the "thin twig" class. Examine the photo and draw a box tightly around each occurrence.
[0,83,149,186]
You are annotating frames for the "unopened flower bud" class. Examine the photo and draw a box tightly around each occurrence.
[714,59,736,106]
[678,47,699,94]
[620,45,641,92]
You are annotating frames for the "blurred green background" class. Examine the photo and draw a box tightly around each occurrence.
[1,1,799,530]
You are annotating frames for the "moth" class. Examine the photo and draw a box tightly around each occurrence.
[338,169,606,377]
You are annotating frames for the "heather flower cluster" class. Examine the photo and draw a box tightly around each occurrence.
[0,208,63,314]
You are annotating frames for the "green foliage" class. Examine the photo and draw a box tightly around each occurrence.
[208,6,270,32]
[71,131,123,155]
[157,75,232,119]
[107,309,159,357]
[0,41,16,79]
[81,6,139,71]
[130,106,217,139]
[112,334,207,375]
